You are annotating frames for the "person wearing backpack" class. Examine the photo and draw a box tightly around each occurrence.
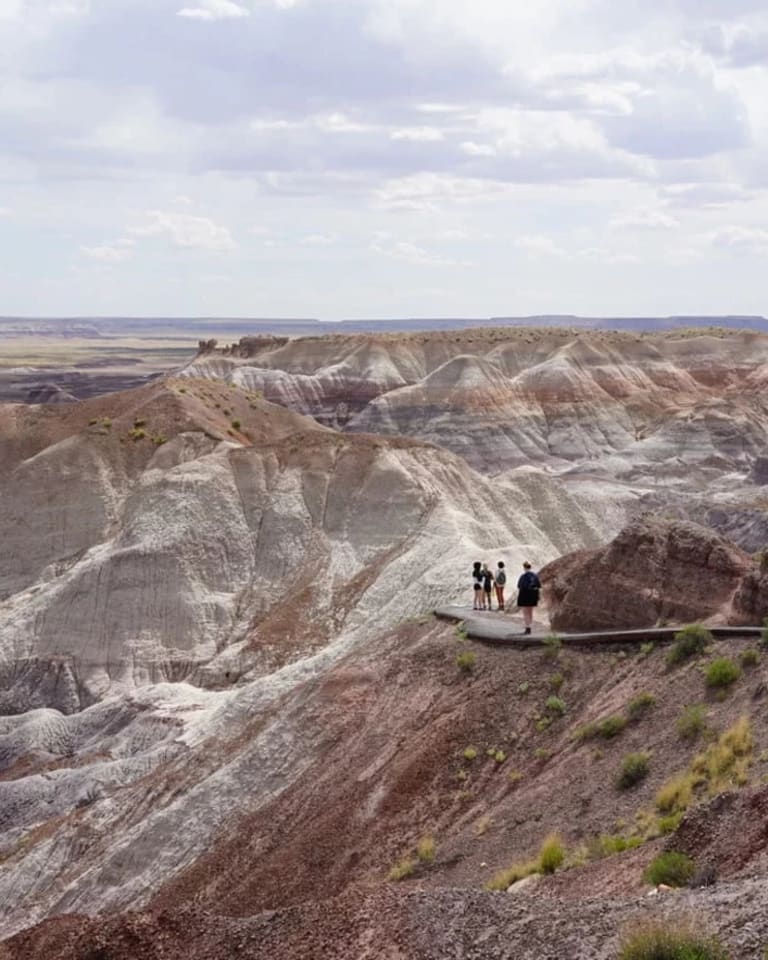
[516,561,541,635]
[494,561,507,611]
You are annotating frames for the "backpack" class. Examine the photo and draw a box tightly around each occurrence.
[495,569,507,586]
[522,571,540,591]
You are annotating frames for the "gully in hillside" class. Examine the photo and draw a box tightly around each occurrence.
[517,561,541,635]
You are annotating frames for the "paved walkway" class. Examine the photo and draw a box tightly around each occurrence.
[433,605,765,648]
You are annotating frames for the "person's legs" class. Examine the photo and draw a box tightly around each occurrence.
[473,586,481,610]
[485,589,492,610]
[495,586,504,610]
[523,606,533,632]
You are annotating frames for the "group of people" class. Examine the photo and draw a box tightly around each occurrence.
[472,560,541,635]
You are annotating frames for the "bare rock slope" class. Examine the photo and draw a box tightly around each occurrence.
[542,515,768,631]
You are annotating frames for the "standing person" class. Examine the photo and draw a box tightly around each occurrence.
[494,561,507,611]
[481,563,494,611]
[516,561,541,635]
[472,561,483,610]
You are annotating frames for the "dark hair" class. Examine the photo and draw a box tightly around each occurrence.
[473,561,482,571]
[498,561,505,568]
[523,561,532,569]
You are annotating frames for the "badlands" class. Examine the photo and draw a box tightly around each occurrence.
[1,326,768,958]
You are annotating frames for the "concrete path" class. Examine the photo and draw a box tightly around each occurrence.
[434,605,765,648]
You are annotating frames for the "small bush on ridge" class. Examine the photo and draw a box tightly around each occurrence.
[539,833,565,874]
[667,624,712,666]
[628,692,656,720]
[545,695,567,716]
[416,835,436,863]
[617,752,651,790]
[643,851,696,887]
[619,921,729,960]
[456,651,476,673]
[740,648,760,668]
[704,657,741,689]
[677,704,706,741]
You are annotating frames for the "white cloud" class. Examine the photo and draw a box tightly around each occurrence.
[389,126,444,142]
[374,173,507,212]
[177,0,249,21]
[300,233,338,245]
[371,237,470,266]
[611,209,680,230]
[460,141,496,156]
[0,206,10,217]
[128,212,237,251]
[514,234,569,258]
[709,225,768,256]
[80,238,135,263]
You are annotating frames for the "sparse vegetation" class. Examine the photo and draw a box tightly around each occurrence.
[538,833,565,874]
[619,921,729,960]
[677,704,706,741]
[628,692,656,720]
[545,695,566,716]
[740,648,760,668]
[549,673,564,691]
[704,657,740,689]
[542,634,562,659]
[517,681,530,695]
[598,715,628,739]
[387,856,415,881]
[101,418,112,428]
[493,750,506,764]
[643,851,695,887]
[656,771,699,814]
[231,419,242,430]
[639,641,655,657]
[128,427,146,441]
[617,752,651,790]
[455,623,468,640]
[590,833,643,858]
[133,418,146,427]
[462,747,477,761]
[416,835,436,864]
[761,616,768,648]
[657,811,684,834]
[456,651,476,673]
[88,417,98,425]
[667,623,712,666]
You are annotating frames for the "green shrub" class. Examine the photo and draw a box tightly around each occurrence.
[644,851,696,887]
[517,681,530,695]
[456,651,476,673]
[628,692,656,720]
[667,624,712,666]
[538,833,565,874]
[639,641,655,657]
[657,811,684,835]
[617,752,651,790]
[101,418,112,428]
[677,704,706,741]
[594,834,643,857]
[545,696,567,716]
[619,922,729,960]
[231,419,242,430]
[740,648,760,668]
[485,859,538,891]
[133,418,146,427]
[542,634,562,659]
[704,658,741,689]
[598,715,628,739]
[549,673,564,691]
[88,417,98,425]
[463,747,477,761]
[493,750,506,764]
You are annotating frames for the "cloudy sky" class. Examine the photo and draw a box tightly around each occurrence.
[1,0,767,318]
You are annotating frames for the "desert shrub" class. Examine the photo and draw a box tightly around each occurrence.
[545,696,567,716]
[761,616,768,648]
[517,681,530,695]
[692,715,752,793]
[152,435,166,446]
[643,851,696,887]
[133,418,146,427]
[619,921,729,960]
[536,716,552,732]
[101,418,112,428]
[617,752,651,790]
[677,704,706,741]
[639,641,655,657]
[416,835,436,864]
[740,648,760,668]
[542,634,562,659]
[667,624,712,666]
[387,856,415,881]
[657,811,684,835]
[231,419,242,430]
[128,428,146,441]
[88,417,98,425]
[598,715,628,739]
[594,834,643,857]
[549,673,564,691]
[456,651,476,673]
[704,658,741,689]
[455,623,468,640]
[494,750,507,764]
[656,772,699,814]
[628,692,656,720]
[534,747,551,760]
[463,747,477,761]
[485,859,538,891]
[538,833,565,874]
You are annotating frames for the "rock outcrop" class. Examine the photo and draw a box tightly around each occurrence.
[541,516,756,631]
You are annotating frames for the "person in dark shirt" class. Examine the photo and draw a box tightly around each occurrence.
[516,561,541,635]
[481,563,494,610]
[472,561,483,610]
[494,561,507,611]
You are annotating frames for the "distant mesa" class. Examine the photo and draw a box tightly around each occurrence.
[25,382,78,404]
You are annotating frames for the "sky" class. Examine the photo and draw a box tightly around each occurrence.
[1,0,767,319]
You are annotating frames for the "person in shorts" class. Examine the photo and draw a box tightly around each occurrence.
[472,561,483,610]
[494,561,507,611]
[516,561,541,634]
